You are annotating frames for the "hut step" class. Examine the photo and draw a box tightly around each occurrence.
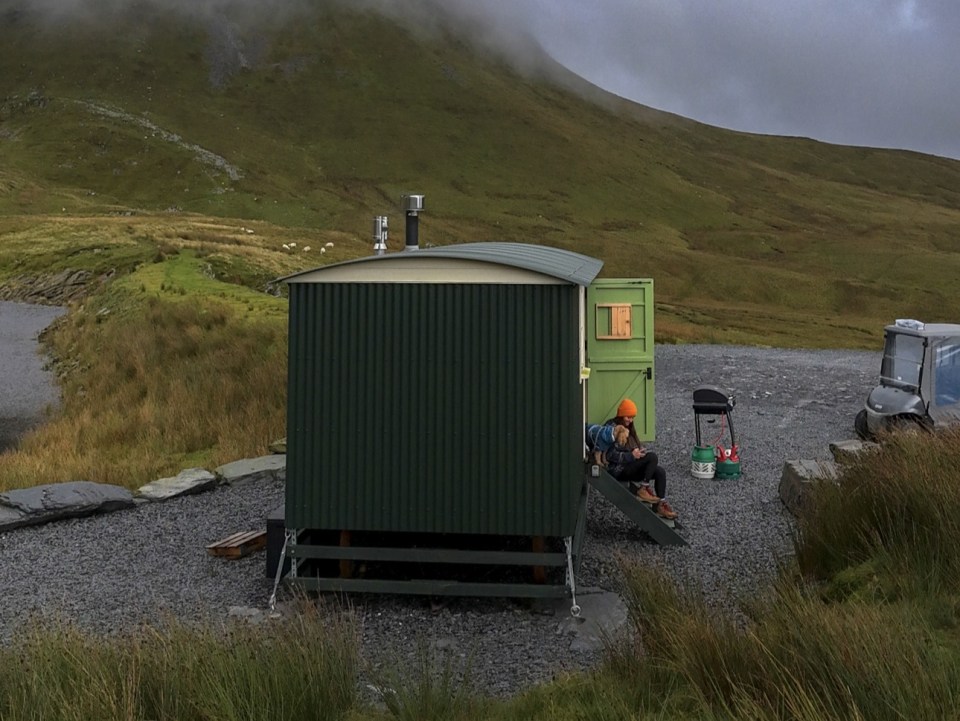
[587,466,686,545]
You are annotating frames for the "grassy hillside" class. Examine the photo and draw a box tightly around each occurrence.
[3,0,960,348]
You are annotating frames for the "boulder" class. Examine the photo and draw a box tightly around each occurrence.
[829,438,880,465]
[137,468,218,501]
[779,459,839,517]
[0,481,134,532]
[215,454,286,486]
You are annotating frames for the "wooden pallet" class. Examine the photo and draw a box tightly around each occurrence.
[207,530,267,559]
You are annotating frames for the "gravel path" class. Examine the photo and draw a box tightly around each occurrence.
[0,302,880,697]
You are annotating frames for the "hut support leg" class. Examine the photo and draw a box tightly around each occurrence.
[531,535,547,584]
[339,530,355,578]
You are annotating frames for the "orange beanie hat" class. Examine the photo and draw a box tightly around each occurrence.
[617,399,638,417]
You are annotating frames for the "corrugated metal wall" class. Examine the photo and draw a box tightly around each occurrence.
[286,282,582,537]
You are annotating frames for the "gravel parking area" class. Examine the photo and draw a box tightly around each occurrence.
[0,300,879,697]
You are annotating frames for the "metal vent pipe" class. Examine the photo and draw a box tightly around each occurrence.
[402,194,424,251]
[373,215,388,256]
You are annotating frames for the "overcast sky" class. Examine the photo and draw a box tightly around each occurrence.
[418,0,960,161]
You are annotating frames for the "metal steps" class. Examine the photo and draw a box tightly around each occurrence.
[586,466,687,546]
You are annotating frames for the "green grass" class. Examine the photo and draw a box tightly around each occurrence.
[4,1,960,348]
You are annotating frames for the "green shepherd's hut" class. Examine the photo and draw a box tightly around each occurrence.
[273,241,676,600]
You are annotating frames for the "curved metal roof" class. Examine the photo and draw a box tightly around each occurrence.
[281,242,603,286]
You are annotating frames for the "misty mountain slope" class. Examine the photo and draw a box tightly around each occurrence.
[1,3,748,256]
[3,0,960,346]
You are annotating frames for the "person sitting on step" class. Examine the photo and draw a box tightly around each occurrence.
[604,398,678,520]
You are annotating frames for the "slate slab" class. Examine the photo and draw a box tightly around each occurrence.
[215,454,286,486]
[0,481,134,532]
[829,438,880,465]
[0,504,27,531]
[555,588,629,653]
[137,468,218,501]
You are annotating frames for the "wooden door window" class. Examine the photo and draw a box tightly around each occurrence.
[596,304,632,340]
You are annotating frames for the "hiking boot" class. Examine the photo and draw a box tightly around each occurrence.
[656,500,678,520]
[636,485,660,503]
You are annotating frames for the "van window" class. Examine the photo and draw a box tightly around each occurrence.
[880,333,924,390]
[934,341,960,406]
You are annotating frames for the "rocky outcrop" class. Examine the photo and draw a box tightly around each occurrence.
[0,481,134,532]
[0,269,112,306]
[74,99,242,181]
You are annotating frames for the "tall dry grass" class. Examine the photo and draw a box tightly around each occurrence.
[0,602,358,721]
[795,427,960,598]
[0,293,287,490]
[613,563,960,721]
[372,640,479,721]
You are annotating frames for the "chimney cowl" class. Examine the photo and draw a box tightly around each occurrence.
[403,194,425,213]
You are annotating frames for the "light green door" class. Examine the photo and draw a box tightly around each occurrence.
[585,279,655,440]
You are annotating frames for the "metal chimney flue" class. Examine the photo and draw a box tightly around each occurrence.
[373,215,388,256]
[402,194,424,251]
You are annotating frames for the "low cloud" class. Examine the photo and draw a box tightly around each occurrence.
[363,0,960,160]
